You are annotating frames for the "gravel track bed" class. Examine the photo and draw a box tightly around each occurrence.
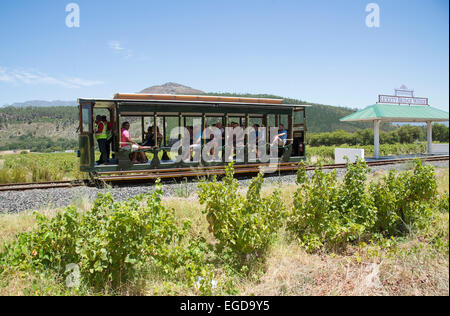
[0,161,448,214]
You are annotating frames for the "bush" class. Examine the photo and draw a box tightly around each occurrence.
[0,181,205,290]
[198,163,286,269]
[369,160,437,236]
[287,160,376,252]
[288,159,441,252]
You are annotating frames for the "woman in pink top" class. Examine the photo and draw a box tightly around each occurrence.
[121,122,152,164]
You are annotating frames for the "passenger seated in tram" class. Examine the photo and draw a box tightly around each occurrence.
[271,124,288,147]
[142,126,162,147]
[120,122,151,164]
[211,123,223,158]
[227,122,242,161]
[249,124,260,158]
[187,126,193,145]
[216,122,224,134]
[190,125,202,160]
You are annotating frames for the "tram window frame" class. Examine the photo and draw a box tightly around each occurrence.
[249,117,263,126]
[294,109,305,125]
[142,116,155,143]
[138,115,179,147]
[119,116,146,141]
[279,115,289,129]
[228,115,244,128]
[165,116,179,147]
[81,104,92,134]
[267,114,276,128]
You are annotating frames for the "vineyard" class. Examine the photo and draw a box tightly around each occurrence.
[0,153,85,184]
[0,160,448,296]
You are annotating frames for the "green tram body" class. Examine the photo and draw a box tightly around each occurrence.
[77,97,308,174]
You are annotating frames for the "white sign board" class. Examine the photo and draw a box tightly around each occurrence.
[432,144,449,155]
[379,95,428,106]
[335,148,365,164]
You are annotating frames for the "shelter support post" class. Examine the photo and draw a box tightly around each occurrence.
[427,121,433,154]
[374,119,381,159]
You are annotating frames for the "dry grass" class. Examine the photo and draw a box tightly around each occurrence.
[436,167,449,193]
[0,207,65,249]
[0,272,35,296]
[241,236,448,296]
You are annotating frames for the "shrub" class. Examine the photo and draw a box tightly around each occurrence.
[198,163,286,269]
[288,159,440,252]
[287,160,376,252]
[369,160,437,236]
[0,181,204,290]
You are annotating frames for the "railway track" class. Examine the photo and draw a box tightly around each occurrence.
[0,155,448,192]
[0,180,85,192]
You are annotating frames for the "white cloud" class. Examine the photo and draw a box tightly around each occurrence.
[0,67,14,83]
[0,68,104,88]
[66,77,105,87]
[108,40,124,51]
[108,40,133,59]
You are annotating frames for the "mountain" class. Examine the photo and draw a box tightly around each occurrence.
[140,82,205,95]
[3,100,78,107]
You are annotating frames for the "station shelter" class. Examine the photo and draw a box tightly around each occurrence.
[340,89,449,159]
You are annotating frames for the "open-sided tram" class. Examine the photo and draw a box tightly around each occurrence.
[78,94,308,181]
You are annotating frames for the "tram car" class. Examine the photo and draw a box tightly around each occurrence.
[77,94,307,178]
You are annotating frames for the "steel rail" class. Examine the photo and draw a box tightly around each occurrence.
[0,180,85,192]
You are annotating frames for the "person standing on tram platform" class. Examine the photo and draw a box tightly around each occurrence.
[95,115,108,165]
[102,115,113,163]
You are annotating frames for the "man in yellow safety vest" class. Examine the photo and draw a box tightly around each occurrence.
[102,115,113,163]
[95,115,108,164]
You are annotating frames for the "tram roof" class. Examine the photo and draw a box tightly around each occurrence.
[78,97,311,110]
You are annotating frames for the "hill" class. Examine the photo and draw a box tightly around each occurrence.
[0,106,79,152]
[3,100,78,107]
[140,82,205,95]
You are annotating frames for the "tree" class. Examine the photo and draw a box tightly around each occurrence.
[433,124,449,143]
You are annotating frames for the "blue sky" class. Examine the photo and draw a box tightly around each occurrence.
[0,0,448,111]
